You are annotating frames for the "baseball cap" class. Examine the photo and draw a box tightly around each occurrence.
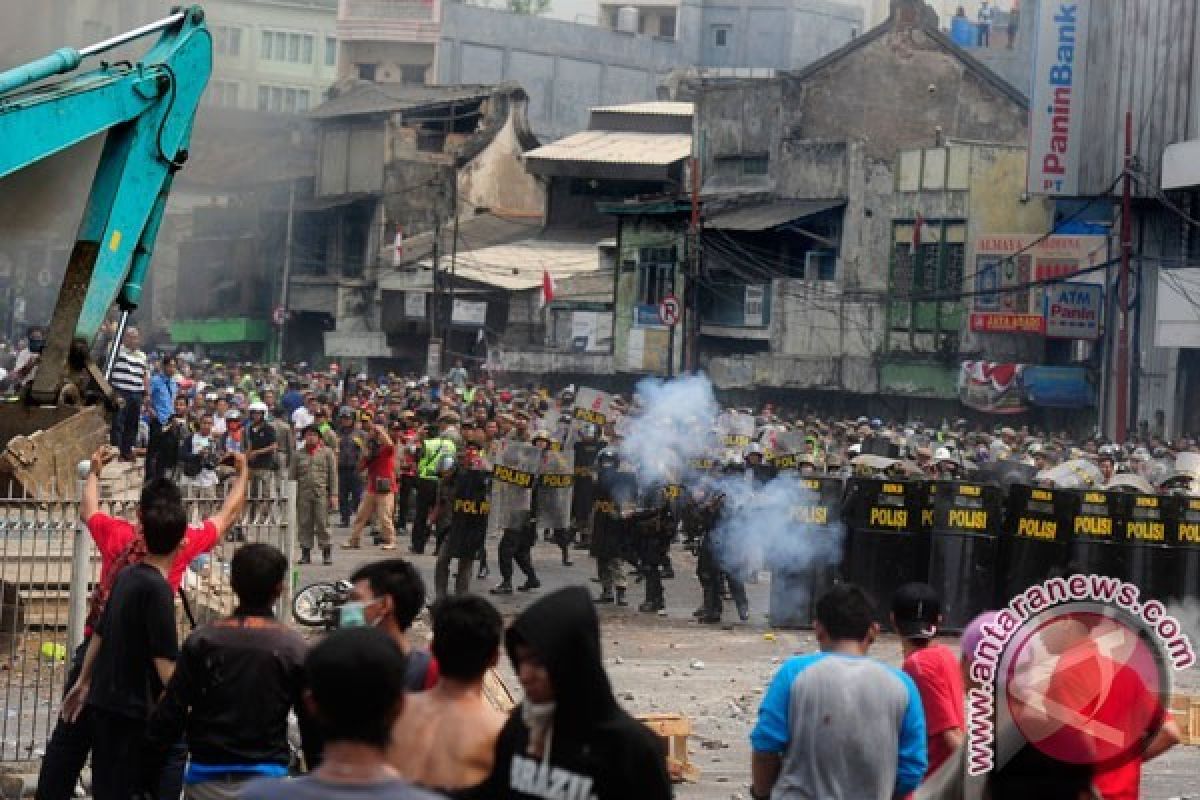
[890,582,942,639]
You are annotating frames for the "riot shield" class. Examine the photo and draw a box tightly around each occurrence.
[536,448,575,530]
[715,411,756,460]
[488,441,542,531]
[567,387,615,446]
[446,469,491,558]
[926,481,1003,631]
[571,438,603,530]
[768,430,807,470]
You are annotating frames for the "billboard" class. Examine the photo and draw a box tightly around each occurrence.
[1027,1,1092,195]
[971,234,1106,334]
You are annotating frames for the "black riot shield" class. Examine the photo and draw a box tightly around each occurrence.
[1172,496,1200,604]
[769,476,845,629]
[590,469,638,560]
[571,439,603,532]
[926,481,1003,631]
[842,478,929,623]
[999,485,1074,602]
[1067,490,1124,579]
[1119,492,1173,603]
[446,469,491,559]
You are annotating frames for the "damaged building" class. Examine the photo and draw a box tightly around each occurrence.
[286,82,545,367]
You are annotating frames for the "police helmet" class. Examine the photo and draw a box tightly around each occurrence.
[597,447,620,468]
[744,442,764,459]
[436,454,457,474]
[580,422,599,440]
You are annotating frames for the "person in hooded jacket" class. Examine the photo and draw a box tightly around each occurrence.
[471,586,672,800]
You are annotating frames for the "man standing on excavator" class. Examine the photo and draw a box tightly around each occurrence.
[108,326,149,462]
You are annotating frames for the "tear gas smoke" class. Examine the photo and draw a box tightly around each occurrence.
[618,374,718,487]
[619,375,845,617]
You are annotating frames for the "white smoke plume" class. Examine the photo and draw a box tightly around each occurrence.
[616,375,846,619]
[619,373,719,488]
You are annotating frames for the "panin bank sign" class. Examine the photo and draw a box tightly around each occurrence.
[1044,282,1102,340]
[1027,2,1091,196]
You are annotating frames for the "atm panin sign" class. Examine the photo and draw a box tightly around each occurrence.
[1027,2,1091,196]
[1044,282,1101,339]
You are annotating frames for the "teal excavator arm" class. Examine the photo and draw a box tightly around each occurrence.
[0,6,211,405]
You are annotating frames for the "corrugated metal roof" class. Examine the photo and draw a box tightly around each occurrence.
[589,101,694,117]
[425,239,606,291]
[705,199,845,231]
[311,81,498,119]
[525,131,691,166]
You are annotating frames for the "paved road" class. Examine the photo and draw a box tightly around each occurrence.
[297,520,1200,799]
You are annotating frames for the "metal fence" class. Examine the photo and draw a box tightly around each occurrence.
[0,476,295,763]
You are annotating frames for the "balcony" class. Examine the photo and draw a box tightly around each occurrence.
[338,0,441,44]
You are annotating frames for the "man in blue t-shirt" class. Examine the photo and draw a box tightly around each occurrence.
[750,584,926,800]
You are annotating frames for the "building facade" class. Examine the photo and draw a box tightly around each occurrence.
[336,0,862,141]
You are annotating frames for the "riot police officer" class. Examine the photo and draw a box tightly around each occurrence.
[633,485,675,614]
[491,436,547,595]
[572,423,605,549]
[591,447,634,606]
[695,462,750,623]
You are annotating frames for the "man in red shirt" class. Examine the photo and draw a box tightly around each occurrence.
[35,446,250,800]
[346,422,398,550]
[892,582,965,782]
[393,412,421,536]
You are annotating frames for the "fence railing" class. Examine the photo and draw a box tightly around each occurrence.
[0,477,295,763]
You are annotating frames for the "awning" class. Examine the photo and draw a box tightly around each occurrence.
[705,199,844,231]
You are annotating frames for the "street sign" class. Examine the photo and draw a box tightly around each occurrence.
[658,294,680,327]
[272,306,286,326]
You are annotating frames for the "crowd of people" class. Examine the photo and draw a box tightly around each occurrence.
[11,321,1195,799]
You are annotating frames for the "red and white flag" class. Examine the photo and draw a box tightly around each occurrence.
[540,270,556,307]
[391,228,404,267]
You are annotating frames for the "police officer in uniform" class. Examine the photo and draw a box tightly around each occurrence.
[490,435,546,595]
[412,423,457,554]
[292,424,338,565]
[632,485,675,614]
[571,423,604,549]
[432,454,491,601]
[591,447,635,606]
[695,461,750,624]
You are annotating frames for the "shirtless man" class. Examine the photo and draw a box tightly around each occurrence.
[388,595,507,791]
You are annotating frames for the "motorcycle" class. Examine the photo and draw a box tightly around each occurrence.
[291,578,352,629]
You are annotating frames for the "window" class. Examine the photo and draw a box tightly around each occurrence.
[257,84,311,114]
[325,36,337,67]
[659,14,676,39]
[205,80,241,108]
[261,30,314,64]
[713,25,730,47]
[214,25,242,57]
[888,220,967,334]
[357,62,377,81]
[400,64,426,85]
[742,155,768,176]
[637,247,677,306]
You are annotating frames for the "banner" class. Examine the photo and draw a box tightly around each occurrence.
[959,362,1095,412]
[452,298,487,327]
[1027,0,1091,195]
[971,234,1106,333]
[958,361,1027,414]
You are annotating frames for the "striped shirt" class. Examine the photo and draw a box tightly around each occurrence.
[110,347,148,393]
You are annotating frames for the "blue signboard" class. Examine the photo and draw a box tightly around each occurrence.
[1044,281,1102,339]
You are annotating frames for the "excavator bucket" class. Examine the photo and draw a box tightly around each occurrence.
[0,404,109,499]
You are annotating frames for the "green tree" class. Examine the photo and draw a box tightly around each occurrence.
[507,0,552,15]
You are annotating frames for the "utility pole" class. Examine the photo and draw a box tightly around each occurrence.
[446,169,459,352]
[686,154,702,373]
[277,179,296,364]
[427,212,442,378]
[1115,110,1132,443]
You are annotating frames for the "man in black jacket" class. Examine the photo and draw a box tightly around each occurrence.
[143,543,309,799]
[475,586,671,800]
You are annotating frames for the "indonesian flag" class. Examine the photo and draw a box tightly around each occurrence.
[391,228,404,267]
[912,213,938,248]
[540,270,556,308]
